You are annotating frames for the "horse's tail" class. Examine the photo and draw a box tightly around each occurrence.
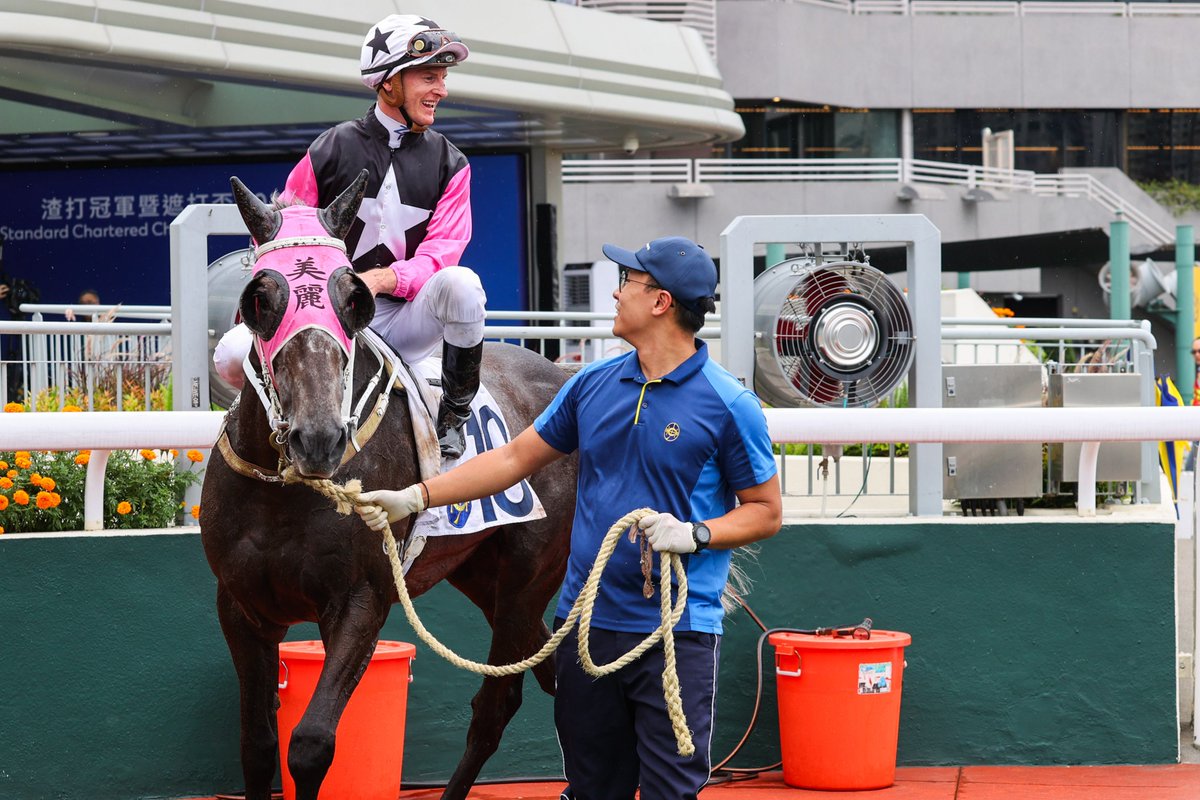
[722,544,760,616]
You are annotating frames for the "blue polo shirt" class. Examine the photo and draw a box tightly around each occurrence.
[534,341,776,634]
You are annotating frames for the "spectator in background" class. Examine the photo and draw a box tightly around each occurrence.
[64,289,101,321]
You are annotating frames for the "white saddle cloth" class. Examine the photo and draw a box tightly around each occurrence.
[395,355,547,571]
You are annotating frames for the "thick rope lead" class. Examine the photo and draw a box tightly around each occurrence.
[292,470,695,757]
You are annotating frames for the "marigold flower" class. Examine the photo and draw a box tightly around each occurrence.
[186,450,204,463]
[140,449,157,461]
[116,501,132,515]
[35,491,53,510]
[75,452,90,466]
[15,458,31,470]
[0,525,5,534]
[191,504,201,520]
[4,402,24,413]
[6,470,16,479]
[30,472,41,484]
[14,490,30,506]
[49,492,61,508]
[0,461,7,470]
[170,449,179,457]
[63,405,83,412]
[40,477,55,492]
[0,478,10,490]
[0,495,8,511]
[14,451,29,460]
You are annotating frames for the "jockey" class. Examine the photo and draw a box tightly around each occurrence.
[214,14,485,460]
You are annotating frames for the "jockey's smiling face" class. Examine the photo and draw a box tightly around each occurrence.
[400,66,449,129]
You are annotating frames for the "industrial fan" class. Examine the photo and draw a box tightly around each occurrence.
[753,257,914,409]
[206,248,255,407]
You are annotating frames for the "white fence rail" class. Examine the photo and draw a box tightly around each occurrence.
[561,158,693,183]
[1,405,1192,529]
[564,157,1175,246]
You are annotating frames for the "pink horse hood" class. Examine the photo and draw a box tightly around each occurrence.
[253,206,356,376]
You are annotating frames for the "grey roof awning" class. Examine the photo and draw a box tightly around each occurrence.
[0,0,744,164]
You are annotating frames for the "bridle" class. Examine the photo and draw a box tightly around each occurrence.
[236,232,390,475]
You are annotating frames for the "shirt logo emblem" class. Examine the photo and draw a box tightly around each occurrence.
[664,422,680,442]
[447,501,472,528]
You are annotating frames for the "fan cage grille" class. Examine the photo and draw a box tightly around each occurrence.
[772,262,914,408]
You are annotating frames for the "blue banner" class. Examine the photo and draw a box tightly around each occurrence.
[0,153,527,314]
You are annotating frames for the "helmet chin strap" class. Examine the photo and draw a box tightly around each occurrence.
[379,76,428,134]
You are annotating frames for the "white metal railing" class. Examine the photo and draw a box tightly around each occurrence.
[1,405,1192,530]
[1,318,173,411]
[907,158,1037,191]
[578,1,717,55]
[561,158,693,183]
[792,0,1200,16]
[0,411,221,531]
[695,157,900,182]
[563,157,1175,246]
[1033,173,1174,247]
[767,406,1200,516]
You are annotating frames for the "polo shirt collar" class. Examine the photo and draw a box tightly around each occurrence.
[619,339,709,384]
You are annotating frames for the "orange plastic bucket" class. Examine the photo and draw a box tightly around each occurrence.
[277,640,416,800]
[769,630,911,790]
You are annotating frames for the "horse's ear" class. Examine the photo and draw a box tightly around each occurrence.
[238,270,288,340]
[319,169,369,241]
[231,176,282,244]
[329,268,375,338]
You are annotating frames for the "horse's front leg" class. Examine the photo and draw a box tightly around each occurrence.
[216,584,287,800]
[286,583,389,800]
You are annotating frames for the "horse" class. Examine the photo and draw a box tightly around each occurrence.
[199,172,577,800]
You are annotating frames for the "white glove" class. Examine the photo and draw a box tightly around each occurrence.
[356,486,426,533]
[637,512,696,554]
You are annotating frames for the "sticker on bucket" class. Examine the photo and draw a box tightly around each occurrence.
[858,662,892,694]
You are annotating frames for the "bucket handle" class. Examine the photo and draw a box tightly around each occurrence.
[774,648,802,678]
[278,659,289,690]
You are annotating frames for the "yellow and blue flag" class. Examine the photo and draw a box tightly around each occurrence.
[1155,374,1188,511]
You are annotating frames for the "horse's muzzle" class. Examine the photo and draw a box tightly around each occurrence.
[288,423,348,478]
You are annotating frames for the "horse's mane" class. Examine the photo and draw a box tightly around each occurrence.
[268,192,308,211]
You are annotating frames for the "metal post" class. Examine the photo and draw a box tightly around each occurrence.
[1177,225,1196,404]
[169,203,247,510]
[1110,214,1131,321]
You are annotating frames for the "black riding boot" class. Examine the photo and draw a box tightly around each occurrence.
[436,340,483,460]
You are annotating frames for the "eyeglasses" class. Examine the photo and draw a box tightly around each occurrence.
[618,267,663,292]
[406,29,461,62]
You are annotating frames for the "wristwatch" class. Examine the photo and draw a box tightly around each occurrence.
[690,522,711,553]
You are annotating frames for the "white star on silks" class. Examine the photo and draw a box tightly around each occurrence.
[353,164,432,262]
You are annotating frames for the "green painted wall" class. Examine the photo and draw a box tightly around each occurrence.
[0,518,1177,799]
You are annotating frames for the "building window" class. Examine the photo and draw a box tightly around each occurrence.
[724,102,899,159]
[911,109,1120,175]
[1125,109,1200,183]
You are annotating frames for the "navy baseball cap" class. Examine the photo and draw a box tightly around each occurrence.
[601,236,717,314]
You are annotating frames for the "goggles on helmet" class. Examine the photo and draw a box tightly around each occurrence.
[406,29,461,61]
[369,28,464,88]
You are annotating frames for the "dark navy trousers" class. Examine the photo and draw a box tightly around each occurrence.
[553,618,720,800]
